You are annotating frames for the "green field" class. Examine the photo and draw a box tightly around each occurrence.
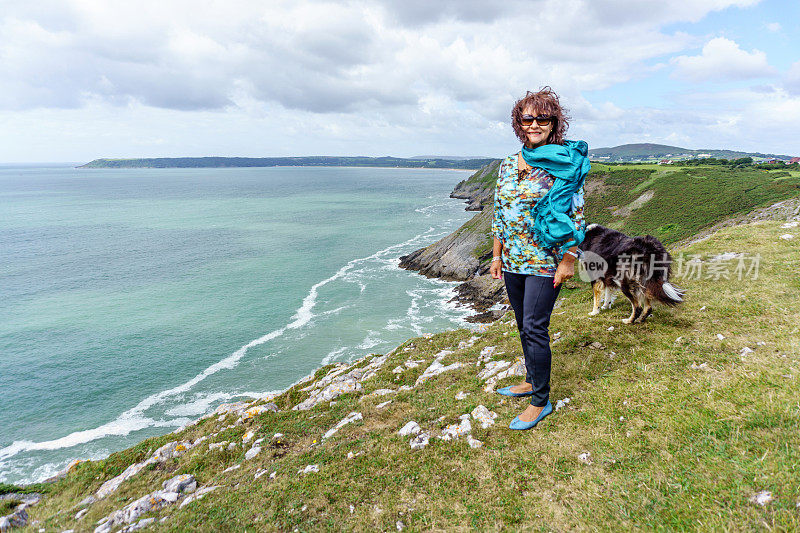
[448,162,800,265]
[583,165,800,244]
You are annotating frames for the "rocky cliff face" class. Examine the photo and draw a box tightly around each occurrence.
[398,207,492,281]
[399,160,507,320]
[449,160,501,211]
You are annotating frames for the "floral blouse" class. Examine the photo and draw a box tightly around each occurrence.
[491,152,586,276]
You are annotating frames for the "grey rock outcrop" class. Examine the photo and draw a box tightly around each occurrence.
[95,440,197,499]
[399,207,493,281]
[95,475,198,533]
[399,159,508,318]
[450,160,501,211]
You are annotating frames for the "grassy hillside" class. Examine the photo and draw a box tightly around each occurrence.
[17,219,800,531]
[585,164,800,244]
[455,159,502,189]
[428,162,800,280]
[588,143,792,162]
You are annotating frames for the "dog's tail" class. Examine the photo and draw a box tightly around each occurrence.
[639,234,685,306]
[647,279,686,306]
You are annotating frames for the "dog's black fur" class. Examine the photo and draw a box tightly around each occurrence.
[579,224,685,323]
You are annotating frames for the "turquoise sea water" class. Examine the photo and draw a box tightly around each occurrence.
[0,164,476,484]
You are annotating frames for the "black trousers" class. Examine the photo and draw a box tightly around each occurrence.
[503,271,561,407]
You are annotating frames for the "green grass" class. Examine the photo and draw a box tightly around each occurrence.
[449,163,800,269]
[0,499,22,516]
[0,482,51,496]
[23,219,800,531]
[455,159,502,189]
[584,165,800,244]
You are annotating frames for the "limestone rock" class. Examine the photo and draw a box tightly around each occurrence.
[466,435,483,448]
[162,474,196,494]
[0,507,27,531]
[294,372,364,411]
[433,349,454,361]
[241,403,278,420]
[121,517,154,531]
[554,398,571,411]
[299,464,320,474]
[398,207,491,281]
[750,491,774,506]
[214,401,250,417]
[440,415,472,441]
[368,388,396,397]
[95,441,196,499]
[478,346,496,362]
[95,462,150,500]
[415,361,463,386]
[178,486,219,509]
[449,275,507,318]
[470,405,498,429]
[245,446,261,460]
[409,432,430,450]
[398,421,421,436]
[478,360,511,381]
[95,475,197,533]
[323,412,363,440]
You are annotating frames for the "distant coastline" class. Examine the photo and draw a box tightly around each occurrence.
[77,156,496,170]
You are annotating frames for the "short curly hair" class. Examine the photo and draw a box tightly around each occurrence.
[511,86,570,146]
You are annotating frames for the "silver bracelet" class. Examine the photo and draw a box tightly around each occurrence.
[491,256,501,262]
[564,250,579,259]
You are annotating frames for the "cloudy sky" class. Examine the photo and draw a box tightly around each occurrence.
[1,0,798,162]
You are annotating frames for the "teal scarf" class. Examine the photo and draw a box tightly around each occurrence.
[521,139,590,253]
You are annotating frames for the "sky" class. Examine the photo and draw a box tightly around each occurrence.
[1,0,798,162]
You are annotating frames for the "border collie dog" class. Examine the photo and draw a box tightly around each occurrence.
[579,224,685,323]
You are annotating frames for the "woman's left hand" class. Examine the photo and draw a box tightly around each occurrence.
[553,258,575,288]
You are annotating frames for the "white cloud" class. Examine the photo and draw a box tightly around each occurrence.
[0,0,789,161]
[764,22,781,32]
[670,37,775,82]
[784,61,800,95]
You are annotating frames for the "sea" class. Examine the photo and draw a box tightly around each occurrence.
[0,164,479,485]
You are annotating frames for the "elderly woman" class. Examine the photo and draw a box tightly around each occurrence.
[490,87,589,430]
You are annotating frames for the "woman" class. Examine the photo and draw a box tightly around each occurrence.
[490,87,589,430]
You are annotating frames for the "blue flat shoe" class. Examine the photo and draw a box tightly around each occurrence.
[496,385,534,397]
[509,401,553,430]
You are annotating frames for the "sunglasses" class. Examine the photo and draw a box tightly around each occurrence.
[521,114,554,127]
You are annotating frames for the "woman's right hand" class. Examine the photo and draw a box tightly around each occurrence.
[490,259,503,279]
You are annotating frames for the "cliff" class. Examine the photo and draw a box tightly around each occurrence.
[6,163,800,532]
[399,160,507,321]
[448,160,502,211]
[401,160,800,321]
[9,218,800,531]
